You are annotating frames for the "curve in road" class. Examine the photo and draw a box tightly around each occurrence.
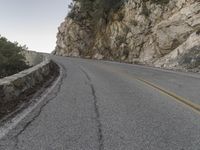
[0,56,200,150]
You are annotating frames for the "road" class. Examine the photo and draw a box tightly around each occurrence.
[0,56,200,150]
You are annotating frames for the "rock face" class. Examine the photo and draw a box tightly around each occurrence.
[22,50,44,66]
[54,0,200,71]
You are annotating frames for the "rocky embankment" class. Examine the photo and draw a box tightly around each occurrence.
[54,0,200,72]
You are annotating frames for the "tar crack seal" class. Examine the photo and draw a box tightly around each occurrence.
[80,67,104,150]
[12,64,67,149]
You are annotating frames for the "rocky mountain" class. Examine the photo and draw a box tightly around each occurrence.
[53,0,200,72]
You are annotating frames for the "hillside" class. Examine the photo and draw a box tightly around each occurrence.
[53,0,200,72]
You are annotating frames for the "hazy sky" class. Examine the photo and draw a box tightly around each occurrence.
[0,0,72,53]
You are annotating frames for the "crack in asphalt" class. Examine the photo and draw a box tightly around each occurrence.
[80,67,104,150]
[12,64,67,149]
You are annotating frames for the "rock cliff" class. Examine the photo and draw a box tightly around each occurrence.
[54,0,200,71]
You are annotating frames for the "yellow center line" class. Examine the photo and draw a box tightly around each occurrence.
[95,63,200,115]
[134,77,200,115]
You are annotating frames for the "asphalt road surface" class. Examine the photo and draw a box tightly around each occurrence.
[0,56,200,150]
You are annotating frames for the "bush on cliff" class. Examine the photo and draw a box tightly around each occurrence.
[0,36,29,78]
[69,0,123,23]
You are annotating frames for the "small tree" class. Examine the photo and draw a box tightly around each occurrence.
[0,36,29,78]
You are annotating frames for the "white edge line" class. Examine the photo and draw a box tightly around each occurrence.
[0,63,62,140]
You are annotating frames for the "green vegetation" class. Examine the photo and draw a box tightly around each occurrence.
[141,0,170,16]
[142,0,170,5]
[68,0,123,24]
[150,0,170,5]
[68,0,169,23]
[0,36,29,78]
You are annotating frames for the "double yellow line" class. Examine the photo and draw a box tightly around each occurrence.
[96,63,200,115]
[135,77,200,114]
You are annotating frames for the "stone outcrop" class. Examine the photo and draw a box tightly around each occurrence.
[54,0,200,71]
[22,50,45,66]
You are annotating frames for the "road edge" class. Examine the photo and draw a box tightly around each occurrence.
[0,63,63,140]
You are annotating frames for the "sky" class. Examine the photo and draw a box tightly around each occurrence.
[0,0,72,53]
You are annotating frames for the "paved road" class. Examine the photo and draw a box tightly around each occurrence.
[0,56,200,150]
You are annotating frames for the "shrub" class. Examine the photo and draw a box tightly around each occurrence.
[150,0,170,5]
[70,0,123,23]
[0,36,29,78]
